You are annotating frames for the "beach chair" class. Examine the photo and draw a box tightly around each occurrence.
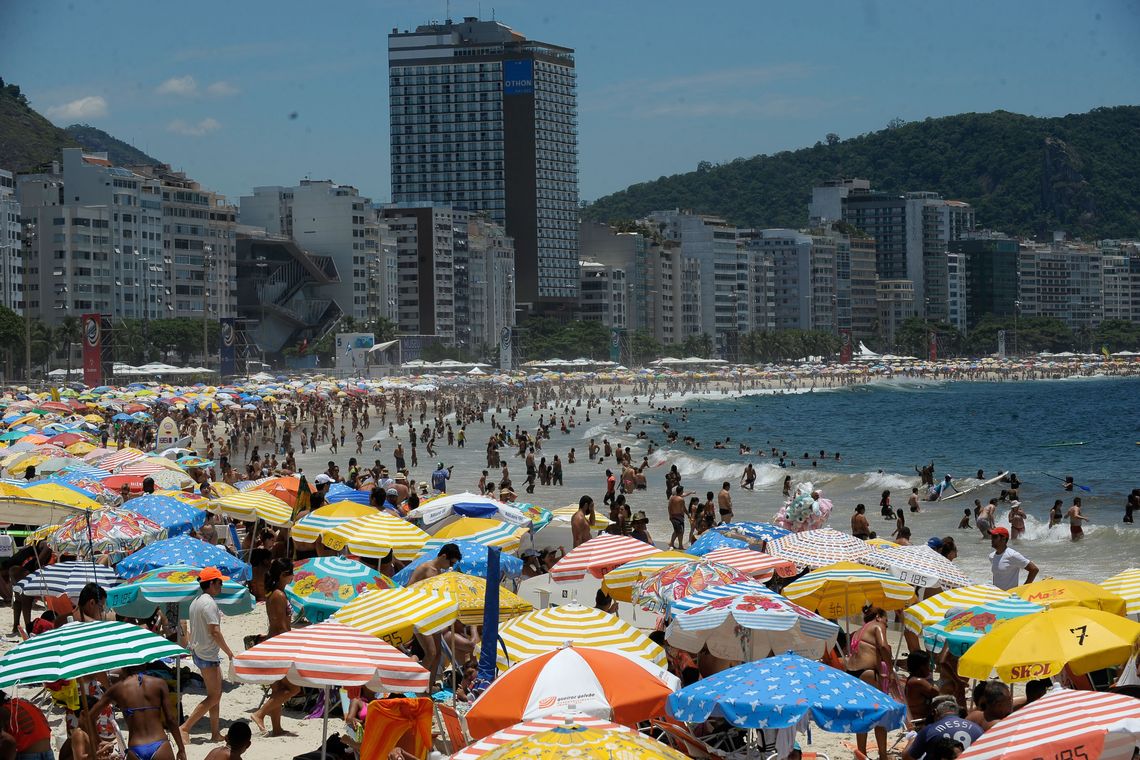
[649,717,729,759]
[433,702,470,754]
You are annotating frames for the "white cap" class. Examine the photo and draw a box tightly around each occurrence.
[314,474,332,485]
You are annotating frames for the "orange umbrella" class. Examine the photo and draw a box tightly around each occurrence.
[252,475,304,507]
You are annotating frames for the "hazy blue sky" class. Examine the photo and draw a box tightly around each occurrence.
[3,1,1138,206]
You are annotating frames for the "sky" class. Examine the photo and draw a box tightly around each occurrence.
[3,0,1138,207]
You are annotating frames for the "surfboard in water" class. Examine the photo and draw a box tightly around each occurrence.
[941,470,1007,502]
[1041,441,1087,447]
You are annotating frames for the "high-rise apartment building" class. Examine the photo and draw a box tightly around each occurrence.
[951,234,1019,329]
[1018,238,1103,330]
[379,205,463,344]
[388,17,579,315]
[0,169,21,312]
[1101,241,1140,323]
[578,221,650,333]
[578,261,627,330]
[751,229,837,334]
[466,217,516,353]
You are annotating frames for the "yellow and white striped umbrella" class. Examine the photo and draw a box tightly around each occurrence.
[323,512,429,561]
[548,505,611,530]
[495,603,666,671]
[409,572,533,625]
[781,562,916,619]
[1100,568,1140,618]
[333,587,458,647]
[292,501,377,544]
[600,551,697,602]
[902,583,1009,634]
[424,517,527,554]
[210,492,293,527]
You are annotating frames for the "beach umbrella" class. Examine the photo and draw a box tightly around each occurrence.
[450,715,635,760]
[49,506,166,556]
[22,482,104,511]
[394,541,524,584]
[115,535,253,581]
[106,565,254,617]
[958,607,1140,681]
[545,504,610,530]
[687,531,748,556]
[291,501,377,544]
[333,587,459,646]
[465,645,679,741]
[666,652,906,736]
[464,722,686,760]
[631,560,752,613]
[599,551,696,602]
[766,528,871,568]
[124,494,206,536]
[410,492,532,526]
[903,583,1009,636]
[667,581,840,660]
[325,482,371,506]
[14,560,121,600]
[781,562,916,619]
[0,620,187,688]
[862,543,973,589]
[1101,568,1140,618]
[250,475,304,507]
[700,548,798,581]
[210,491,293,527]
[287,556,398,623]
[409,572,532,625]
[496,604,666,671]
[513,503,554,532]
[922,596,1045,656]
[710,521,790,546]
[1012,579,1128,615]
[957,689,1140,760]
[424,517,528,553]
[322,512,429,560]
[548,534,660,583]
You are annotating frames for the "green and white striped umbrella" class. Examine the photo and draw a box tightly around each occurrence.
[0,620,187,688]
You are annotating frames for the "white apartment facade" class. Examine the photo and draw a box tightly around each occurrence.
[0,170,21,312]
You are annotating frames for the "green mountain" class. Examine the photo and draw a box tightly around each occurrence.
[65,124,160,167]
[0,79,160,173]
[583,106,1140,239]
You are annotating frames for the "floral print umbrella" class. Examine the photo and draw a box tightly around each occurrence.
[631,560,752,613]
[286,556,399,623]
[49,506,166,556]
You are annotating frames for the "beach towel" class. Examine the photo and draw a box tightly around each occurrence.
[360,697,433,760]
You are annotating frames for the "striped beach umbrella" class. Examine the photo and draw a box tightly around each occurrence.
[451,715,633,760]
[287,556,399,623]
[49,506,166,556]
[548,534,660,583]
[410,572,532,625]
[210,491,293,527]
[1101,568,1140,618]
[115,535,253,582]
[766,528,871,568]
[394,541,524,584]
[782,562,916,619]
[291,501,377,543]
[958,689,1140,760]
[323,512,429,560]
[107,564,254,617]
[701,548,798,581]
[903,584,1009,635]
[600,551,697,602]
[125,494,206,537]
[425,517,528,553]
[496,603,666,671]
[233,620,430,691]
[667,581,840,660]
[14,560,121,600]
[0,620,187,688]
[922,596,1045,656]
[333,587,459,646]
[862,543,973,589]
[631,561,753,613]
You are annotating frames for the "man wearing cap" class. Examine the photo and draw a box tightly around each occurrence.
[989,527,1038,590]
[381,488,402,517]
[902,696,983,760]
[180,568,235,744]
[430,462,452,494]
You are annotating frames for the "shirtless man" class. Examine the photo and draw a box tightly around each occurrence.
[976,499,997,538]
[666,486,686,550]
[907,487,921,513]
[571,495,596,548]
[1067,497,1089,541]
[408,543,462,584]
[717,482,733,524]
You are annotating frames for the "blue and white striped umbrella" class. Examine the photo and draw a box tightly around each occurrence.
[394,540,523,585]
[14,560,121,600]
[667,581,839,660]
[667,653,907,733]
[125,494,206,537]
[688,531,749,556]
[710,522,790,546]
[107,564,254,618]
[326,482,372,506]
[116,535,252,582]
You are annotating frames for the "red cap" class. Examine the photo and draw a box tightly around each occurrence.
[989,527,1010,538]
[198,566,229,582]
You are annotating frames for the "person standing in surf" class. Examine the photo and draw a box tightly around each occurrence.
[1067,497,1089,540]
[1049,499,1064,528]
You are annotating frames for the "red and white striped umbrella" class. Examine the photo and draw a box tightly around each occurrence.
[702,548,798,581]
[90,449,145,471]
[233,620,430,692]
[959,688,1140,760]
[549,534,659,583]
[450,714,632,760]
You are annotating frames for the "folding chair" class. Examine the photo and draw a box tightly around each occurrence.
[434,702,470,754]
[649,717,729,759]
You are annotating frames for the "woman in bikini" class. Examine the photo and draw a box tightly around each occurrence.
[845,606,892,760]
[250,559,300,736]
[87,665,186,760]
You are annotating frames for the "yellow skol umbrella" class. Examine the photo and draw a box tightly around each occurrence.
[1012,579,1128,616]
[410,572,532,625]
[477,723,687,760]
[323,512,429,560]
[333,587,458,646]
[600,551,697,602]
[958,607,1140,682]
[1101,568,1140,618]
[781,561,916,619]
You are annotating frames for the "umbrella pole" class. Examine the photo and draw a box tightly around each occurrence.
[319,685,329,760]
[85,509,98,576]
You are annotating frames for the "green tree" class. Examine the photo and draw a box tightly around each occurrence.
[629,330,662,365]
[893,318,962,358]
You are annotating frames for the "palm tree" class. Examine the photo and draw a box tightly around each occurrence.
[28,321,55,376]
[56,315,81,380]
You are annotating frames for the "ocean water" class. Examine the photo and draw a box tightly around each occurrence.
[625,377,1140,584]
